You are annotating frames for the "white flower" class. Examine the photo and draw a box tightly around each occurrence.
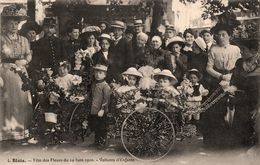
[71,75,82,85]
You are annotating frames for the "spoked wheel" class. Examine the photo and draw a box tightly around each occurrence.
[121,108,175,161]
[68,104,88,143]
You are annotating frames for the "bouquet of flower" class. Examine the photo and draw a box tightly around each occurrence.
[74,49,91,71]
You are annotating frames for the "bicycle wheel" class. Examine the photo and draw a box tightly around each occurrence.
[121,108,175,161]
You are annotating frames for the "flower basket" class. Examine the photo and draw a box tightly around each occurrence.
[45,112,57,123]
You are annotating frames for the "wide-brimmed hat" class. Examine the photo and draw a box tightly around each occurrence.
[154,69,178,83]
[122,67,143,78]
[186,69,203,80]
[19,21,42,36]
[134,19,143,27]
[166,36,185,50]
[42,17,56,26]
[1,4,28,21]
[166,24,176,31]
[98,33,112,43]
[111,20,125,29]
[93,64,108,72]
[210,23,233,35]
[194,37,206,51]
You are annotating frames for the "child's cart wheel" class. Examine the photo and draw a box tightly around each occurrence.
[121,108,175,161]
[68,104,88,143]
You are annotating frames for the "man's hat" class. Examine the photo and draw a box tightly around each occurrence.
[98,33,112,42]
[1,4,28,21]
[93,64,108,72]
[19,21,42,36]
[134,19,143,27]
[42,17,56,26]
[166,24,176,31]
[166,36,185,50]
[111,20,125,29]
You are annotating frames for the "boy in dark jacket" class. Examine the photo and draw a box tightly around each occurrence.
[89,64,111,149]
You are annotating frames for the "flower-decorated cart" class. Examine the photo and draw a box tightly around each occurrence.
[11,64,92,145]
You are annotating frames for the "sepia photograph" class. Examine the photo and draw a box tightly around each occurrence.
[0,0,259,164]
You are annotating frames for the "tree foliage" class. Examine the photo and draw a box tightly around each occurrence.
[180,0,260,20]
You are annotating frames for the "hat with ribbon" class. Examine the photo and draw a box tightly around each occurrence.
[122,67,143,78]
[1,4,28,21]
[93,64,108,72]
[111,20,125,29]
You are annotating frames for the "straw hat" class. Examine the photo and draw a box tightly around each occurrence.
[166,36,185,50]
[98,33,112,42]
[93,64,108,72]
[194,37,207,51]
[111,20,125,29]
[122,67,143,78]
[186,69,203,80]
[154,69,178,83]
[1,4,28,21]
[134,19,143,27]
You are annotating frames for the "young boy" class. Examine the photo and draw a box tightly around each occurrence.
[89,64,111,149]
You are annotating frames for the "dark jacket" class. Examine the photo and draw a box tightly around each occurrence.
[35,36,68,73]
[63,38,82,68]
[92,50,113,66]
[90,80,111,115]
[164,53,188,82]
[109,37,134,82]
[142,47,170,69]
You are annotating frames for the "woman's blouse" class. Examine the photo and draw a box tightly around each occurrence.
[207,44,241,78]
[1,34,31,62]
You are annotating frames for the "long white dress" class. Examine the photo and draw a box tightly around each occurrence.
[0,34,33,140]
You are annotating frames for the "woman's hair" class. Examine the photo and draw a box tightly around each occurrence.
[156,75,172,82]
[183,28,196,38]
[121,75,141,86]
[59,61,71,72]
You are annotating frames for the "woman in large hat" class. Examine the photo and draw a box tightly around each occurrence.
[200,21,243,147]
[0,4,33,141]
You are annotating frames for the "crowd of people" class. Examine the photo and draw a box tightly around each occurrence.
[0,4,259,151]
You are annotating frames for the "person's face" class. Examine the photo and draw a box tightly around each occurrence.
[109,32,115,40]
[188,74,199,84]
[125,33,133,42]
[217,30,230,45]
[88,34,96,46]
[113,28,123,39]
[100,23,107,31]
[94,70,106,80]
[136,36,147,48]
[135,26,143,34]
[69,29,80,40]
[43,25,56,37]
[185,33,194,46]
[158,77,171,88]
[100,39,110,51]
[152,39,162,49]
[171,43,182,54]
[202,32,213,44]
[165,29,176,39]
[58,66,69,77]
[26,30,37,42]
[6,20,19,34]
[127,75,137,86]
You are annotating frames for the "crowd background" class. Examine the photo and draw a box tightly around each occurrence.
[0,2,259,153]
